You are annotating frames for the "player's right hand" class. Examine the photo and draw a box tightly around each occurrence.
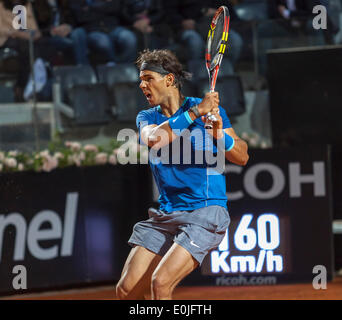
[198,92,219,116]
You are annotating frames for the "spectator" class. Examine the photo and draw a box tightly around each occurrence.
[325,0,342,44]
[69,0,137,64]
[32,0,89,65]
[121,0,168,51]
[269,0,337,34]
[321,0,342,43]
[0,0,44,101]
[257,0,333,76]
[164,0,206,61]
[200,0,244,67]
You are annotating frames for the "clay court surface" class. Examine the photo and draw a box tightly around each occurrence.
[2,276,342,300]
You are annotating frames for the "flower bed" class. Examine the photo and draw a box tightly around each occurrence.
[0,137,147,173]
[0,131,268,173]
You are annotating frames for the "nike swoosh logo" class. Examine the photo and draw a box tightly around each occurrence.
[190,240,200,248]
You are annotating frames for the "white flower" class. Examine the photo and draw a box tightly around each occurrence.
[68,154,81,167]
[8,150,18,157]
[241,132,250,140]
[252,133,260,142]
[54,152,64,160]
[42,155,58,172]
[18,163,24,171]
[79,151,86,161]
[84,144,98,153]
[108,154,117,165]
[95,152,108,165]
[51,156,59,168]
[74,155,82,167]
[248,137,258,147]
[70,142,81,152]
[260,141,268,149]
[39,149,50,158]
[4,157,17,168]
[65,141,81,152]
[67,155,74,165]
[65,141,73,147]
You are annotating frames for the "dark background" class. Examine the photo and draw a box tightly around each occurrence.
[0,146,334,295]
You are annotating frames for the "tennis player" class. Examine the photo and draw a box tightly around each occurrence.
[116,49,249,300]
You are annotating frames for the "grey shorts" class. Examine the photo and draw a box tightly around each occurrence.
[128,205,230,265]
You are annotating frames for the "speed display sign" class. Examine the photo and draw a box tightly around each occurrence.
[195,146,333,285]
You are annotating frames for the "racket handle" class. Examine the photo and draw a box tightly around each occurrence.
[204,88,217,129]
[204,113,217,129]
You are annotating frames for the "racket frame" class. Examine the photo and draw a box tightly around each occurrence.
[204,6,230,129]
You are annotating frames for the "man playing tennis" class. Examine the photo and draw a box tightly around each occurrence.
[116,49,249,300]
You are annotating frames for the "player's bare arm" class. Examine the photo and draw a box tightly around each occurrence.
[140,92,219,149]
[223,127,249,166]
[202,101,249,166]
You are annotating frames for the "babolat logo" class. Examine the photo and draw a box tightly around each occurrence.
[0,193,78,263]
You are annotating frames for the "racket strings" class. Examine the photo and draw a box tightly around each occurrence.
[208,12,226,70]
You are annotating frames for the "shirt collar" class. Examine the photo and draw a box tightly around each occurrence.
[157,97,189,115]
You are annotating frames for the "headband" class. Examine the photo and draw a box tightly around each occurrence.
[140,61,170,75]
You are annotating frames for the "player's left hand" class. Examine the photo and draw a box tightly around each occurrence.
[201,108,224,139]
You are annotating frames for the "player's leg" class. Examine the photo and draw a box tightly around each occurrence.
[116,245,162,300]
[117,207,178,299]
[150,206,230,300]
[150,242,199,300]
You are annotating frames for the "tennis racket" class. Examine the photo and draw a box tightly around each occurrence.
[204,5,230,129]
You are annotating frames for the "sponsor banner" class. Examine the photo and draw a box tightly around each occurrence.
[0,165,152,295]
[182,145,334,285]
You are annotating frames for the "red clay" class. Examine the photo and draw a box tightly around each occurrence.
[3,276,342,300]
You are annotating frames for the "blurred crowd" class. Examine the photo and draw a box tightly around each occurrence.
[0,0,341,102]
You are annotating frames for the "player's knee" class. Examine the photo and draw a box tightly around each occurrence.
[116,280,131,300]
[151,272,171,298]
